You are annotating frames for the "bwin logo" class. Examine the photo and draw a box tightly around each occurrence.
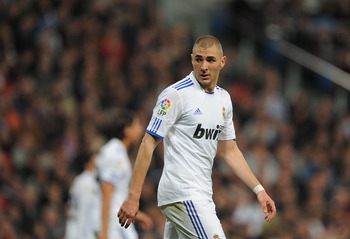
[193,124,223,140]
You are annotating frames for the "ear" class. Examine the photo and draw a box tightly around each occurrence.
[220,56,226,69]
[191,54,196,68]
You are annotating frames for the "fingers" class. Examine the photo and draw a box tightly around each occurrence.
[261,200,268,214]
[264,201,277,223]
[117,208,136,229]
[258,191,277,223]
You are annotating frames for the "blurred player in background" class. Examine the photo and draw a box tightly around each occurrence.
[118,35,276,238]
[96,109,153,239]
[65,152,101,239]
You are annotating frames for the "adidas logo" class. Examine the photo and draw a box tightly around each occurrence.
[194,108,202,115]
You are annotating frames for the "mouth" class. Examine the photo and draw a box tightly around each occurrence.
[200,73,210,80]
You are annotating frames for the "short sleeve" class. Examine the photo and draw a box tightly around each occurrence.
[96,152,118,185]
[218,96,236,141]
[99,166,117,185]
[146,87,182,139]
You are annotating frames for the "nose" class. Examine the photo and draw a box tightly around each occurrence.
[201,61,208,71]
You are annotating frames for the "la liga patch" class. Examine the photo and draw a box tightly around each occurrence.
[157,99,171,117]
[161,99,171,110]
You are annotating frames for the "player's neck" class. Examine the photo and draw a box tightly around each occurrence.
[198,81,215,93]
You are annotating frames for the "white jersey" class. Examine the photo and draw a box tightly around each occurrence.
[146,72,236,206]
[95,138,138,239]
[65,171,101,239]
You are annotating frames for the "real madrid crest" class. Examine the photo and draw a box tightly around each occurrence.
[222,107,226,120]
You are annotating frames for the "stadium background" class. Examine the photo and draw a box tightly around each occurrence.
[1,0,350,238]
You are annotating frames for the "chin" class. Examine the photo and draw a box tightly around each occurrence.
[200,79,211,85]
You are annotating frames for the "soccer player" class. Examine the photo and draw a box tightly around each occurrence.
[96,109,153,239]
[118,35,276,238]
[65,152,101,239]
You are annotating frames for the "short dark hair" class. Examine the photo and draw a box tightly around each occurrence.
[192,35,223,56]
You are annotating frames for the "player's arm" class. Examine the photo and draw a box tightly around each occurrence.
[118,132,161,228]
[99,181,114,239]
[217,139,277,222]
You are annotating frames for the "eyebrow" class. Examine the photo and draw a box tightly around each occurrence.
[194,55,216,59]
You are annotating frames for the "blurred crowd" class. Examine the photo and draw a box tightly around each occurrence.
[1,0,350,239]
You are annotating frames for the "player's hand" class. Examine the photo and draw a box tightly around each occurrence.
[136,211,154,230]
[257,190,276,222]
[117,196,139,229]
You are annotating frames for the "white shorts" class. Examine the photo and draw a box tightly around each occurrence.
[65,221,98,239]
[108,218,138,239]
[159,200,226,239]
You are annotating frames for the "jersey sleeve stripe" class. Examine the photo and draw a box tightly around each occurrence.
[175,82,194,91]
[146,130,164,139]
[150,118,158,132]
[173,78,191,88]
[155,118,162,132]
[150,118,162,134]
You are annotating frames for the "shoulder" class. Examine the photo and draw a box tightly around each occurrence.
[171,76,195,92]
[99,138,121,154]
[215,85,231,99]
[71,172,89,190]
[96,139,123,163]
[159,76,195,98]
[167,75,199,103]
[215,85,229,94]
[157,77,194,105]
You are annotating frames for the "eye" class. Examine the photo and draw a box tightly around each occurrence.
[195,57,203,62]
[207,57,216,62]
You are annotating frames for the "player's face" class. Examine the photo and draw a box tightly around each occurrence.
[191,45,226,92]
